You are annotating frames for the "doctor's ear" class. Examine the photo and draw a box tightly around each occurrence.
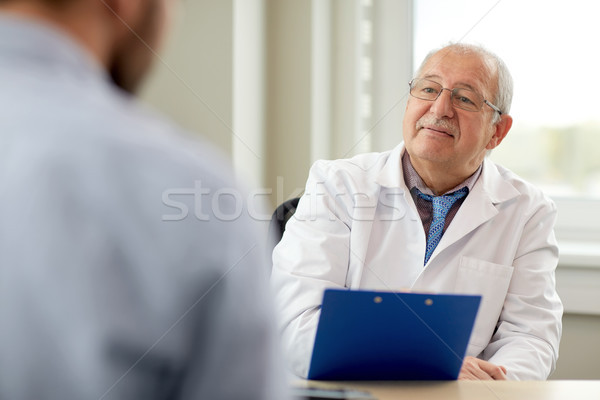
[486,114,513,151]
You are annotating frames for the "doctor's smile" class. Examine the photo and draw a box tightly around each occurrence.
[416,116,459,139]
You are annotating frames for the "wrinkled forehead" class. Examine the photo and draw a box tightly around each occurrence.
[420,49,498,99]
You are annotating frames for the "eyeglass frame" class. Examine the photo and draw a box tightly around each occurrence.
[408,78,503,115]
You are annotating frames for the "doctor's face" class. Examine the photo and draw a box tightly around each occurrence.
[402,50,503,179]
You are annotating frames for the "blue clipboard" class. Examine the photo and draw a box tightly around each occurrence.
[307,289,481,381]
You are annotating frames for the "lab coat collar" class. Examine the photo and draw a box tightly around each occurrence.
[374,143,407,190]
[374,142,520,205]
[373,142,522,267]
[425,156,521,265]
[478,157,521,204]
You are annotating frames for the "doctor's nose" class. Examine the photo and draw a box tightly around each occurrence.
[430,89,455,119]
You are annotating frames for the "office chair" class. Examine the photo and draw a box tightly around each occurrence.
[268,196,301,243]
[267,197,301,274]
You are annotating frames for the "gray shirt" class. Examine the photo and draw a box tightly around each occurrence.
[0,15,288,400]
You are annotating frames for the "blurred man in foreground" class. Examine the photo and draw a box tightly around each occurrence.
[0,0,288,398]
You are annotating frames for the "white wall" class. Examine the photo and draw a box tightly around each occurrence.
[141,0,413,208]
[264,0,414,207]
[551,314,600,380]
[141,0,267,191]
[264,0,314,206]
[140,0,234,153]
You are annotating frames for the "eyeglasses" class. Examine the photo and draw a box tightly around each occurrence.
[409,78,502,115]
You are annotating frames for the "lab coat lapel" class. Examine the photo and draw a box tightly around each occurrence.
[346,144,408,286]
[346,186,379,285]
[428,158,521,262]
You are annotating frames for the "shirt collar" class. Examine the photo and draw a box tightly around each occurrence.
[402,150,482,196]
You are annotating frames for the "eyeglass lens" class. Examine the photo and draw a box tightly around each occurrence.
[410,79,483,112]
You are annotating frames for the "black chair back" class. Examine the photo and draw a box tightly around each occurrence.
[268,197,301,243]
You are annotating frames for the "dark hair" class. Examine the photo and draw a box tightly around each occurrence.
[0,0,75,6]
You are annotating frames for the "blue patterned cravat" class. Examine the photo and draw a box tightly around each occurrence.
[416,187,468,265]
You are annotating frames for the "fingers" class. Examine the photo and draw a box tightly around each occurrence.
[458,356,508,381]
[458,358,493,381]
[479,359,508,380]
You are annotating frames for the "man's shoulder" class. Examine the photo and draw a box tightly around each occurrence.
[491,161,545,194]
[73,85,237,190]
[118,101,234,184]
[484,159,556,211]
[311,149,394,180]
[6,75,241,226]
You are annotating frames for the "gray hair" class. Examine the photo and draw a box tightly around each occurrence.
[415,43,513,124]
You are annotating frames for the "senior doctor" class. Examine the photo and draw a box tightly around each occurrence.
[271,43,563,381]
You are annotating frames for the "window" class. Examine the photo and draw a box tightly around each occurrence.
[414,0,600,314]
[415,0,600,199]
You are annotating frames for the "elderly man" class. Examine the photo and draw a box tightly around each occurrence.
[0,0,288,399]
[272,43,562,381]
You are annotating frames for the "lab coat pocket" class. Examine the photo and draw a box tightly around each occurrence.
[455,256,514,351]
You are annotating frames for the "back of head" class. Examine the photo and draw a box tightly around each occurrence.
[0,0,172,94]
[0,0,75,9]
[415,43,514,116]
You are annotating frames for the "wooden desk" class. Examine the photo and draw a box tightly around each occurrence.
[298,380,600,400]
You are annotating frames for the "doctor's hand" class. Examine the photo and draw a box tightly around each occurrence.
[458,356,507,380]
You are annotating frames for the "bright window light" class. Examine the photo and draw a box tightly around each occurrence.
[414,0,600,198]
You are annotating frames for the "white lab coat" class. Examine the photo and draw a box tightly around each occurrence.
[272,143,563,381]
